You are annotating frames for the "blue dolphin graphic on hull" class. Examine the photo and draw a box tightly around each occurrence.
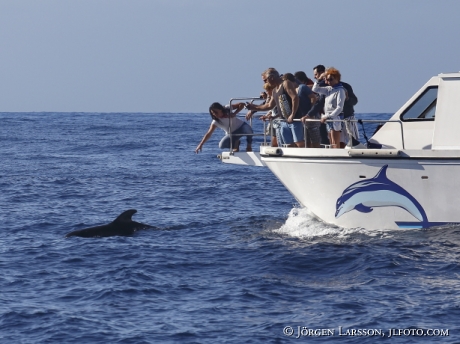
[335,165,428,222]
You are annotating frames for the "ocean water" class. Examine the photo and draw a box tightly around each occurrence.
[1,112,459,343]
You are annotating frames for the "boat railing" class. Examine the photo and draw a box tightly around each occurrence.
[297,118,406,149]
[228,97,271,151]
[227,97,406,151]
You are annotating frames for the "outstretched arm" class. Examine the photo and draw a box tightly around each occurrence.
[228,102,245,117]
[195,123,217,153]
[246,97,275,112]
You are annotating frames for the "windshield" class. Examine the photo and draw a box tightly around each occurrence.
[400,87,437,121]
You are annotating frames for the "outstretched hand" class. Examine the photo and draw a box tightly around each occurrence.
[245,110,255,121]
[301,115,310,124]
[245,102,256,111]
[259,114,268,121]
[195,145,202,154]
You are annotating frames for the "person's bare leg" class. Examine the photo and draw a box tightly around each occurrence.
[331,130,341,148]
[295,141,305,147]
[328,131,333,148]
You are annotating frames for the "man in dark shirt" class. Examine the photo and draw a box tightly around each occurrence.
[308,65,329,145]
[296,71,321,148]
[340,80,361,148]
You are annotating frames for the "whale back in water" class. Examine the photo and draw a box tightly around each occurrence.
[65,209,153,238]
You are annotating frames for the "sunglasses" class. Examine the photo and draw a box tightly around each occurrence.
[326,77,334,82]
[263,74,273,83]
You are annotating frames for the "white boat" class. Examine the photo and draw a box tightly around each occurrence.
[220,72,460,230]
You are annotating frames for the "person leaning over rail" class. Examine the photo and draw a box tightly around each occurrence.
[312,67,346,149]
[245,67,277,122]
[195,102,253,154]
[257,82,281,147]
[246,68,304,147]
[245,84,270,121]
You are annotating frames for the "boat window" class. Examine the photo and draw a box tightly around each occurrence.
[400,86,437,121]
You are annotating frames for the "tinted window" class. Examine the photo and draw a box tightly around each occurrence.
[400,87,437,121]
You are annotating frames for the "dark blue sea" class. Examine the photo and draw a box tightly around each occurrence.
[1,112,459,343]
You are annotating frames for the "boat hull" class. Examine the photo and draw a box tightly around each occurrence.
[263,155,460,230]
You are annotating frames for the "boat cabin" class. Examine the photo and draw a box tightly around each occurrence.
[370,72,460,150]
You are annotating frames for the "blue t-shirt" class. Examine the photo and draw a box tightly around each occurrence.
[297,84,313,117]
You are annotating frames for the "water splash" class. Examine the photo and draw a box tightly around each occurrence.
[274,206,385,239]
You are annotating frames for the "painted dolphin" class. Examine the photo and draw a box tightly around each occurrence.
[335,165,428,222]
[65,209,154,238]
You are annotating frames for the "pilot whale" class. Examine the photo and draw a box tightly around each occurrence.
[65,209,154,238]
[335,165,428,222]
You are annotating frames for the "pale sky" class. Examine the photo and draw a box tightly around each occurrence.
[1,0,459,113]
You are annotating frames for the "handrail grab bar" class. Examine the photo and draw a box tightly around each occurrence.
[227,97,267,152]
[226,97,405,151]
[224,118,406,151]
[295,118,405,150]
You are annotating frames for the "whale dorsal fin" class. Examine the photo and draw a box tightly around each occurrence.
[114,209,137,222]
